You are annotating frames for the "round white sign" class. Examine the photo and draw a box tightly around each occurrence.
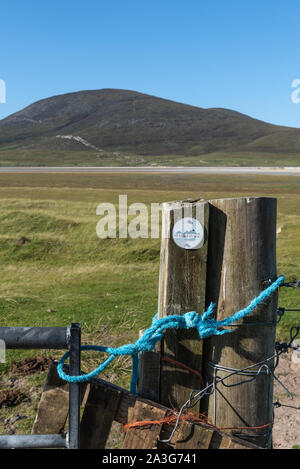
[172,217,204,250]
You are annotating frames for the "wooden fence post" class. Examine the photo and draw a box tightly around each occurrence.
[32,361,69,435]
[202,197,278,448]
[157,198,209,410]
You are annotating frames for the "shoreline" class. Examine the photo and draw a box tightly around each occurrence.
[0,166,300,175]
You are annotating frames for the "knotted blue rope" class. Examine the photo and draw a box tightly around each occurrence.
[57,275,284,393]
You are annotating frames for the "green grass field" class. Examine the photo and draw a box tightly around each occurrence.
[1,148,300,167]
[0,172,299,436]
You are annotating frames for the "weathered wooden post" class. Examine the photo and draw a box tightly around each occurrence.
[202,197,278,448]
[140,198,209,411]
[138,199,209,409]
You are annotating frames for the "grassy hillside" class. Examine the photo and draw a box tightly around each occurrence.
[0,172,299,436]
[0,89,300,166]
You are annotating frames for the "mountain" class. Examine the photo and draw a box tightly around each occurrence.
[0,89,300,166]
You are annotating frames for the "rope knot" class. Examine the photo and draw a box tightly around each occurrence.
[56,275,285,394]
[184,311,200,328]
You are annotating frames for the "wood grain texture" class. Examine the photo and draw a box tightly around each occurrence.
[174,422,214,449]
[74,375,260,449]
[202,197,278,448]
[123,400,167,449]
[138,331,160,402]
[158,199,209,410]
[80,383,121,449]
[32,361,87,437]
[32,361,69,435]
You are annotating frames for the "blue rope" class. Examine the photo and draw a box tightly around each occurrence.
[57,275,285,393]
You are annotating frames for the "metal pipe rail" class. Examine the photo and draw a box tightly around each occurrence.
[0,434,68,449]
[0,326,70,349]
[0,323,81,449]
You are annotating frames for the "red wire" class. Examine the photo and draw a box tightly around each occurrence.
[161,355,205,389]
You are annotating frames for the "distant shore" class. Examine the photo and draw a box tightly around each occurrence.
[0,166,300,176]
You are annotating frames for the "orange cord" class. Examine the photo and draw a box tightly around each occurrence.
[123,410,210,431]
[161,355,205,389]
[124,410,272,433]
[159,356,272,431]
[218,422,273,431]
[124,355,272,435]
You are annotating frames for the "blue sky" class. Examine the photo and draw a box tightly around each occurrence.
[0,0,300,127]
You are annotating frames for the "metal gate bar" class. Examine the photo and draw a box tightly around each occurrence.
[0,327,69,349]
[68,323,81,449]
[0,323,81,449]
[0,434,68,449]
